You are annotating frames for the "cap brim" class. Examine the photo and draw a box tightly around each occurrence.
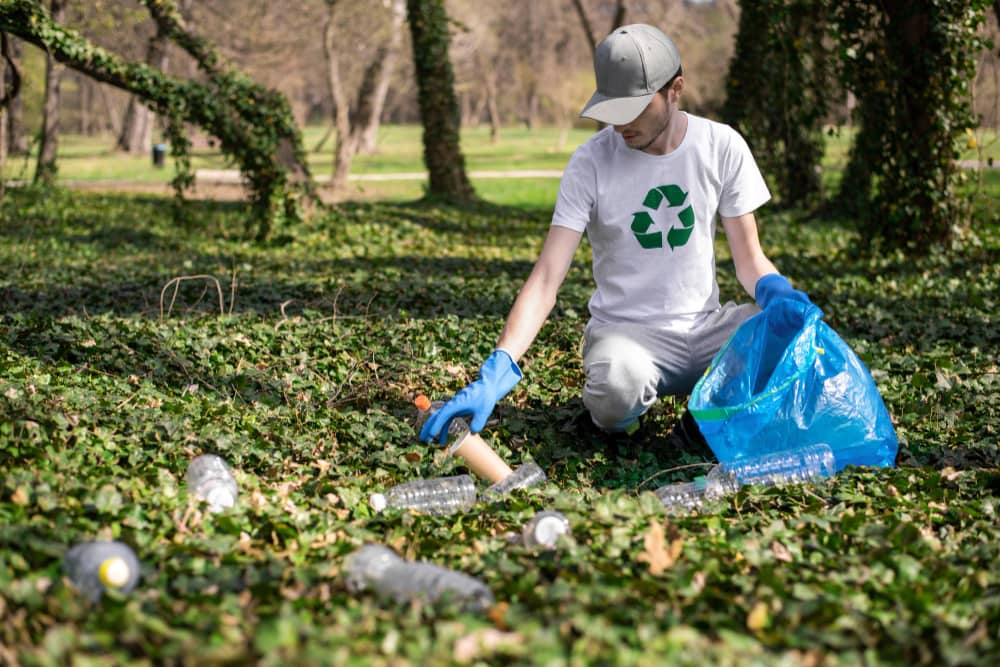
[579,90,656,125]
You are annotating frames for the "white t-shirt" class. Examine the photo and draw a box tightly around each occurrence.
[551,113,770,329]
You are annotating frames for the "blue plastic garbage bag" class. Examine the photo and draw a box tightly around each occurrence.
[688,300,897,471]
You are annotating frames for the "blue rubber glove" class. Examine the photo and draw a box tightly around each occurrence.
[420,349,522,445]
[754,273,813,310]
[755,273,819,338]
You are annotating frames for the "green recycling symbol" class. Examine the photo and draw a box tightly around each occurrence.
[630,184,695,250]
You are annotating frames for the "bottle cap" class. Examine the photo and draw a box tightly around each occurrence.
[525,511,570,548]
[99,557,130,588]
[370,493,387,512]
[414,395,431,411]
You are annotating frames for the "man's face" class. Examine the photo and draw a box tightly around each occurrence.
[612,83,679,154]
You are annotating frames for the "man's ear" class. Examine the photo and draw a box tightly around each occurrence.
[671,76,685,101]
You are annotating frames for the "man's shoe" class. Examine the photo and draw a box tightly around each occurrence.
[667,411,709,450]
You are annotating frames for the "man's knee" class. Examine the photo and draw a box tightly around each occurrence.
[582,343,658,432]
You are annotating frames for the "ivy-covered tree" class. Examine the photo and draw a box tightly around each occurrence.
[34,0,64,185]
[0,0,313,240]
[723,0,832,209]
[406,0,475,202]
[832,0,990,252]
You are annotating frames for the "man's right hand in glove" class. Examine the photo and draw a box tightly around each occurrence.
[419,349,522,445]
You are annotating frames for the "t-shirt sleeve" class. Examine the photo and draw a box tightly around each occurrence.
[718,127,771,218]
[551,145,596,233]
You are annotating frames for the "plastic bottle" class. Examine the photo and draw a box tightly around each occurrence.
[521,510,571,549]
[64,540,140,602]
[654,479,710,513]
[482,461,547,499]
[344,544,494,612]
[186,454,239,513]
[414,395,514,483]
[655,443,837,512]
[370,474,477,515]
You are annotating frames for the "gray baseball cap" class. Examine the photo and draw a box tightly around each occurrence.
[580,24,682,126]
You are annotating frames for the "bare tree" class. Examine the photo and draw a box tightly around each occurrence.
[324,0,354,192]
[117,22,169,153]
[35,0,65,185]
[323,0,407,192]
[356,0,406,153]
[571,0,626,49]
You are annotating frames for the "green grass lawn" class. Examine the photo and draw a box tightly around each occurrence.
[0,130,997,664]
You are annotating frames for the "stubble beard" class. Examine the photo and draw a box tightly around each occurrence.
[632,110,672,153]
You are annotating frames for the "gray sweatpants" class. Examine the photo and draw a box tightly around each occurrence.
[581,302,759,432]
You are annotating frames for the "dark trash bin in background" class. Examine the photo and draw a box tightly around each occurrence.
[152,143,167,168]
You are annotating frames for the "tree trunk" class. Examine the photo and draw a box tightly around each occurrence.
[356,0,405,154]
[479,55,500,143]
[35,0,65,185]
[406,0,474,202]
[324,0,357,193]
[117,25,169,154]
[94,82,121,137]
[4,34,25,154]
[571,0,597,50]
[1,34,7,193]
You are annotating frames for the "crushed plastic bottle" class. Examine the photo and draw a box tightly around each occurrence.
[414,395,471,451]
[655,443,837,512]
[344,544,494,612]
[482,461,547,499]
[186,454,239,513]
[521,510,571,549]
[370,474,476,515]
[64,540,140,602]
[415,395,514,482]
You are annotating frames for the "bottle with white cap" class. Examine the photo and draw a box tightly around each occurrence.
[344,544,494,612]
[64,540,140,602]
[186,454,239,513]
[521,510,571,549]
[369,474,476,515]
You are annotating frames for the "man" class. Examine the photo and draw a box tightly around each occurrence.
[420,24,811,446]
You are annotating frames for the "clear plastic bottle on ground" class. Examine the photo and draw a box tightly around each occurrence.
[344,544,494,612]
[370,474,477,515]
[64,540,140,602]
[186,454,239,513]
[482,461,547,499]
[655,443,837,512]
[521,510,571,549]
[414,395,514,482]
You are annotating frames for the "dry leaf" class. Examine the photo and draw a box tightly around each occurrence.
[453,628,522,664]
[637,520,683,575]
[487,600,510,630]
[747,601,769,631]
[941,467,962,482]
[692,571,707,594]
[771,541,793,563]
[11,487,29,506]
